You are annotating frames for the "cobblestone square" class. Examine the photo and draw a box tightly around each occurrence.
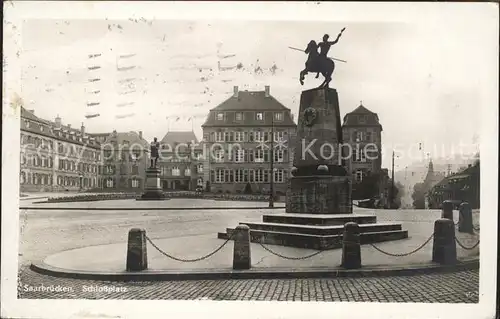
[17,198,480,302]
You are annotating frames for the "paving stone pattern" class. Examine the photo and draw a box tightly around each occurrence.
[18,266,479,302]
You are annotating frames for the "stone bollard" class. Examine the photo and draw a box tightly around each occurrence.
[432,219,456,265]
[126,228,148,271]
[341,222,361,269]
[441,200,454,220]
[458,202,474,234]
[233,224,251,270]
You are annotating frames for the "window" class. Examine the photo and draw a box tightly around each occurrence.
[274,169,284,183]
[216,112,224,121]
[131,179,139,188]
[355,131,364,142]
[185,168,191,176]
[254,131,264,142]
[197,163,203,173]
[131,165,139,175]
[274,112,284,121]
[274,149,284,162]
[214,149,224,163]
[25,120,30,128]
[358,115,366,124]
[256,112,264,121]
[354,149,366,162]
[161,166,168,176]
[215,169,224,183]
[215,131,224,142]
[254,169,265,183]
[172,167,181,176]
[254,148,265,163]
[365,131,372,142]
[355,170,363,182]
[106,178,114,188]
[235,169,245,182]
[105,165,114,174]
[274,131,284,142]
[234,131,244,142]
[235,112,243,121]
[234,149,245,162]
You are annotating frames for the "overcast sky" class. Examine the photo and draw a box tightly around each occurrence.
[13,3,497,170]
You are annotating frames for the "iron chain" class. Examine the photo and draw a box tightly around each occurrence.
[370,233,434,257]
[145,233,233,263]
[455,235,480,250]
[257,242,325,260]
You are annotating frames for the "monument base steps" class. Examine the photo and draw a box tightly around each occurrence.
[217,213,408,250]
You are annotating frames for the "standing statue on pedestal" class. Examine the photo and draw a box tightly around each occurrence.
[300,28,345,88]
[150,137,160,168]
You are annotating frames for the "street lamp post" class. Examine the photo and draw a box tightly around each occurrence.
[390,150,395,208]
[269,113,275,208]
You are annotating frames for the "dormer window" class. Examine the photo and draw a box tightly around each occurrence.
[274,112,283,121]
[358,115,366,124]
[216,112,224,121]
[25,120,30,128]
[256,112,264,121]
[235,112,243,121]
[40,126,44,132]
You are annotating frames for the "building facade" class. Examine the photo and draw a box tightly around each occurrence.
[157,131,203,191]
[427,161,479,209]
[201,86,297,195]
[96,130,149,192]
[341,103,384,199]
[20,108,102,192]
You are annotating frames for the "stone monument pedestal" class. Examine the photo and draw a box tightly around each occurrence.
[287,175,352,214]
[217,87,407,249]
[138,168,168,201]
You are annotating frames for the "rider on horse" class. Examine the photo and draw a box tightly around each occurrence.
[314,29,345,78]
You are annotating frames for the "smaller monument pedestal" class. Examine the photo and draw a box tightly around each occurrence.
[139,168,167,200]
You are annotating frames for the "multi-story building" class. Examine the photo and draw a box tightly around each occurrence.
[158,131,203,191]
[20,108,102,192]
[342,103,384,199]
[94,130,149,191]
[201,85,297,194]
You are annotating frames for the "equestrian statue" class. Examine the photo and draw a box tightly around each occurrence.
[299,28,345,88]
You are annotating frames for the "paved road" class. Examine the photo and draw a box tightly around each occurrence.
[17,201,480,302]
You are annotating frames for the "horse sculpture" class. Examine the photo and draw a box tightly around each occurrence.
[299,40,335,88]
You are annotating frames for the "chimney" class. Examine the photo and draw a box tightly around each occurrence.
[139,131,143,139]
[233,86,239,98]
[264,85,270,97]
[55,115,61,128]
[81,122,85,135]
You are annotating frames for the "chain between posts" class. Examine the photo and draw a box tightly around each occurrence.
[369,232,435,257]
[256,237,348,260]
[454,232,480,250]
[145,233,234,263]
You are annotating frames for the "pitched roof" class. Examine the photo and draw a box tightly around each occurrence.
[211,91,289,111]
[20,107,101,149]
[342,103,382,128]
[160,131,199,145]
[103,131,149,149]
[202,91,296,128]
[348,104,376,115]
